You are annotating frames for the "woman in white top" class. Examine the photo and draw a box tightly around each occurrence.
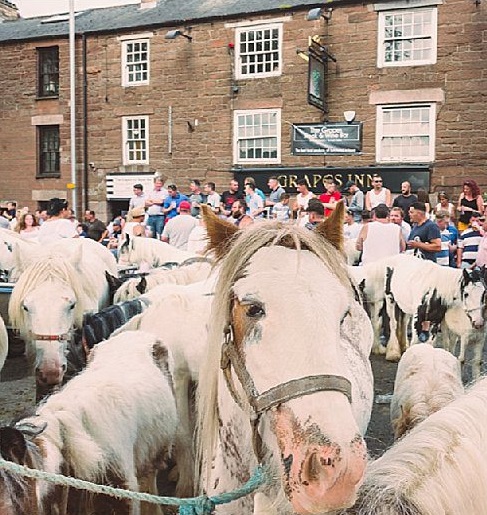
[15,212,40,241]
[38,198,78,245]
[365,175,392,211]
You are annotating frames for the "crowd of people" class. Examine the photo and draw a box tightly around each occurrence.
[1,176,486,267]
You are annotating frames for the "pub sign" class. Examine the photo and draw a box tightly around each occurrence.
[292,122,363,156]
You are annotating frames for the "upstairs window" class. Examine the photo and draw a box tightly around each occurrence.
[235,24,282,79]
[37,47,59,97]
[122,38,150,86]
[376,104,435,163]
[378,7,437,67]
[234,109,281,164]
[37,126,60,177]
[123,116,149,164]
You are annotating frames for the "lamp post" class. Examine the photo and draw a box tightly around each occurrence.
[69,0,77,213]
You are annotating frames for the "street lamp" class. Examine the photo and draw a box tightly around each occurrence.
[69,0,76,214]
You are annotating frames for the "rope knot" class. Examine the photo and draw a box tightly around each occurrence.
[179,497,215,515]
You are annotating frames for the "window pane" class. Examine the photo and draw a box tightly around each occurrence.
[38,126,60,175]
[235,110,279,162]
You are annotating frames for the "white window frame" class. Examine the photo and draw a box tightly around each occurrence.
[377,7,437,67]
[376,103,436,163]
[121,38,150,86]
[233,109,281,164]
[123,116,149,165]
[235,23,283,79]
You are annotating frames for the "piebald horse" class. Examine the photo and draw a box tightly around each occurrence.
[196,204,374,514]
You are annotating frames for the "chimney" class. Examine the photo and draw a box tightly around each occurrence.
[140,0,157,9]
[0,0,19,20]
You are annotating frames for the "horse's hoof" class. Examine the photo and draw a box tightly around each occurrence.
[371,344,387,355]
[386,351,401,362]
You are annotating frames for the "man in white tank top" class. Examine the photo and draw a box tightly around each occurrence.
[365,175,392,211]
[356,204,405,265]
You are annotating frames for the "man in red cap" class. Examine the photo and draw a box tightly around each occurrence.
[161,200,199,250]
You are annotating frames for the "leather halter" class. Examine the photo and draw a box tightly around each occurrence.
[220,324,353,461]
[31,333,71,341]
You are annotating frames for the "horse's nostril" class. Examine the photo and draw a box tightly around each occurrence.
[62,363,67,372]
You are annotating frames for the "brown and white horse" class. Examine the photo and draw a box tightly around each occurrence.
[196,204,374,514]
[0,330,177,515]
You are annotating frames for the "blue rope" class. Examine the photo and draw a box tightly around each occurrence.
[176,465,268,514]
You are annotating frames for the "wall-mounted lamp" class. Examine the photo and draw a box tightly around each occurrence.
[165,29,192,41]
[306,7,332,21]
[344,111,356,123]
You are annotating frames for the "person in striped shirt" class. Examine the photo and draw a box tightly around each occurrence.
[435,211,457,267]
[457,211,483,269]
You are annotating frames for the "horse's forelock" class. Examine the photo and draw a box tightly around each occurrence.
[9,257,95,332]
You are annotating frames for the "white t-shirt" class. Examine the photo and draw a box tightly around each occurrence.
[146,188,168,216]
[362,221,402,265]
[38,218,78,244]
[162,215,199,250]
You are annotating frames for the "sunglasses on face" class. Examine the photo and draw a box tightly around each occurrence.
[373,180,382,183]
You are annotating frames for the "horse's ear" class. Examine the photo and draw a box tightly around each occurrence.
[201,204,238,260]
[315,200,345,252]
[0,427,27,463]
[136,275,147,294]
[105,271,123,292]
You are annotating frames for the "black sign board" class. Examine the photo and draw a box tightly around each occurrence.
[308,51,326,112]
[292,122,362,156]
[233,165,431,195]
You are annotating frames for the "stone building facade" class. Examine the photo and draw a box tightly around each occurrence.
[0,0,485,219]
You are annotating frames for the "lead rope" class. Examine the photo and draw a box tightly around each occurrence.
[0,458,267,515]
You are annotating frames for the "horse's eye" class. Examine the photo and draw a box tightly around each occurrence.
[22,304,28,312]
[247,303,265,319]
[68,302,76,310]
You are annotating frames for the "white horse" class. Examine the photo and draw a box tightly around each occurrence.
[196,204,374,514]
[117,234,197,268]
[118,287,213,498]
[0,330,177,515]
[113,258,213,303]
[8,239,118,398]
[343,377,487,514]
[384,254,486,361]
[0,314,7,372]
[390,344,464,440]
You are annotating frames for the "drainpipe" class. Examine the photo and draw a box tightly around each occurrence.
[82,33,88,212]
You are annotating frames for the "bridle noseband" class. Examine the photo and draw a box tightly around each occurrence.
[220,324,353,461]
[30,332,71,342]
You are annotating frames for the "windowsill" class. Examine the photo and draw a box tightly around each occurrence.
[36,95,59,101]
[36,173,61,179]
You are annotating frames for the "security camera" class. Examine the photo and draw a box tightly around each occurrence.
[89,162,96,169]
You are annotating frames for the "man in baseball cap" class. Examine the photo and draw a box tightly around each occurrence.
[161,199,199,250]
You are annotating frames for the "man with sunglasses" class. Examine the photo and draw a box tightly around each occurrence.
[365,175,392,211]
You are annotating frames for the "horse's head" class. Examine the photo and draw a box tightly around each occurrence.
[199,204,371,514]
[19,280,77,387]
[461,268,486,330]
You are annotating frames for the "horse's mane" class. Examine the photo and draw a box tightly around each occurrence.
[195,221,353,489]
[9,256,98,335]
[351,377,487,514]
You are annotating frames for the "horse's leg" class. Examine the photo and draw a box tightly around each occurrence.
[469,329,485,380]
[370,301,386,355]
[458,333,469,364]
[397,310,410,354]
[139,471,163,515]
[384,296,401,362]
[172,369,195,498]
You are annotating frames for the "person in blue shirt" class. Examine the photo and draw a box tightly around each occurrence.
[162,184,189,222]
